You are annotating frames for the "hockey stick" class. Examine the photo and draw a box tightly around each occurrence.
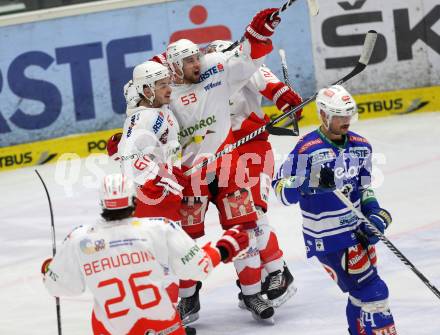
[307,0,319,16]
[333,189,440,300]
[35,170,63,335]
[185,31,377,176]
[224,0,313,52]
[268,48,301,134]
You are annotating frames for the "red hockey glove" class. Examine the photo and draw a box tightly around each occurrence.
[171,166,191,189]
[245,8,281,42]
[134,166,184,221]
[41,258,52,275]
[106,132,122,160]
[150,52,167,65]
[216,226,249,263]
[272,82,303,118]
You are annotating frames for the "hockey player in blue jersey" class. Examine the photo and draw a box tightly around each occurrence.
[272,85,397,335]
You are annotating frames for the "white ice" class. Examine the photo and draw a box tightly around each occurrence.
[1,112,440,334]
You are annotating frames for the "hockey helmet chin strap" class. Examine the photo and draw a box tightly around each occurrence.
[141,83,157,106]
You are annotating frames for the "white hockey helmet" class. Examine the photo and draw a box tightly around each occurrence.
[100,173,134,210]
[316,85,358,126]
[132,61,170,104]
[166,39,200,78]
[206,40,233,53]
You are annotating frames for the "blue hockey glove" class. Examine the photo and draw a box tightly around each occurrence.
[299,166,336,195]
[361,208,392,244]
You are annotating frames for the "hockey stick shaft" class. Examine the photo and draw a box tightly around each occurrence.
[35,170,63,335]
[185,31,377,176]
[333,189,440,300]
[306,0,319,16]
[275,48,299,133]
[226,0,301,52]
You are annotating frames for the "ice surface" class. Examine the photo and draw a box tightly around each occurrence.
[1,113,439,334]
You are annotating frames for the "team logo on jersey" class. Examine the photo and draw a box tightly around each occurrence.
[126,114,139,138]
[152,111,165,134]
[310,149,336,165]
[339,211,357,226]
[198,63,224,82]
[222,189,256,220]
[349,135,369,144]
[204,80,222,92]
[159,128,169,144]
[342,243,371,275]
[349,147,370,159]
[80,238,106,254]
[315,239,325,251]
[298,138,323,154]
[180,196,208,227]
[181,245,201,265]
[178,116,216,139]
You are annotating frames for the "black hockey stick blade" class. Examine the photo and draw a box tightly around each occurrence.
[266,124,299,136]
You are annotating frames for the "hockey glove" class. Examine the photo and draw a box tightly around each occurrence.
[106,132,122,160]
[171,166,191,189]
[135,167,184,221]
[272,82,303,118]
[245,8,281,42]
[360,208,392,244]
[41,258,52,275]
[216,226,249,263]
[299,166,336,195]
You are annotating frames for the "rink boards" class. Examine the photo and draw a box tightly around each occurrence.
[0,85,439,172]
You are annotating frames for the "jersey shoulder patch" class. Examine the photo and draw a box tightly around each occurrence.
[348,131,370,146]
[298,132,324,154]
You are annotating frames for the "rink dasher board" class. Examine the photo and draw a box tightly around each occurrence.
[0,85,439,173]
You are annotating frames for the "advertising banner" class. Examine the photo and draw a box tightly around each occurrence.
[0,0,314,147]
[309,0,440,94]
[265,86,440,128]
[2,86,438,172]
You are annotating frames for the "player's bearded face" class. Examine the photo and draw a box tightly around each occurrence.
[329,115,351,135]
[154,77,172,106]
[182,55,201,83]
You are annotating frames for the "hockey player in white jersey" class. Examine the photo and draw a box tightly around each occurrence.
[117,61,187,222]
[205,40,302,308]
[41,173,249,335]
[165,8,282,323]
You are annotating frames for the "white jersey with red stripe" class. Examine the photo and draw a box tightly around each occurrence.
[170,39,265,168]
[230,64,282,133]
[43,217,221,334]
[118,106,181,187]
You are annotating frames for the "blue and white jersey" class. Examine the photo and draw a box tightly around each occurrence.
[272,128,380,257]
